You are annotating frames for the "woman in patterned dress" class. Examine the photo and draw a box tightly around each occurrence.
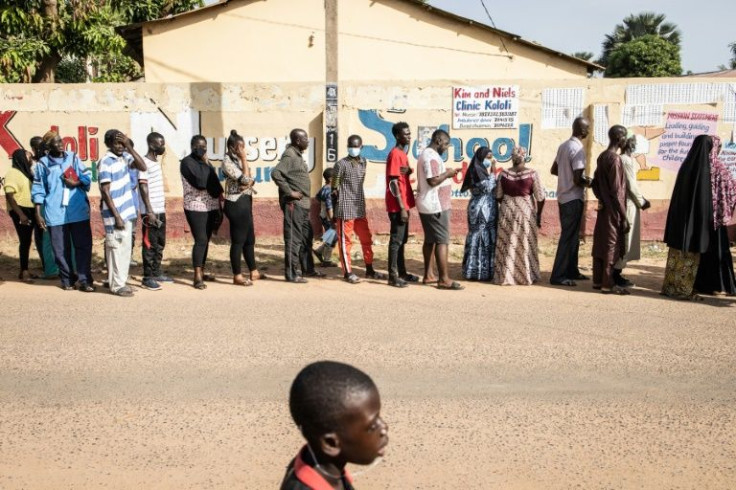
[461,146,498,281]
[493,147,546,286]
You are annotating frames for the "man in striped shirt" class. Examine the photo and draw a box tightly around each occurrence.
[99,130,147,297]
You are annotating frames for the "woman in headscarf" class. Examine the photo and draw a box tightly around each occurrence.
[661,134,736,299]
[461,146,498,281]
[4,149,44,281]
[181,134,223,290]
[693,135,736,295]
[493,146,546,286]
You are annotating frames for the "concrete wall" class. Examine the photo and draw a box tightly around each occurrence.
[1,78,735,241]
[142,0,589,84]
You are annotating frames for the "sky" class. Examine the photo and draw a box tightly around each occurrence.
[427,0,733,73]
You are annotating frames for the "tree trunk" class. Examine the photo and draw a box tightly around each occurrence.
[32,52,62,83]
[33,0,60,82]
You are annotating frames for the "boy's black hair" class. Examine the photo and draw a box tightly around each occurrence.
[191,134,206,146]
[322,167,334,181]
[289,361,376,439]
[104,129,120,147]
[391,122,409,138]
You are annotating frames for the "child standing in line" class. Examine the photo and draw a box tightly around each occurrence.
[313,168,337,267]
[280,361,389,490]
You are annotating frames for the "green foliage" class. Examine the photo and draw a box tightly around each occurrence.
[571,51,595,62]
[605,35,682,78]
[729,42,736,69]
[600,12,681,66]
[0,0,203,83]
[56,56,87,83]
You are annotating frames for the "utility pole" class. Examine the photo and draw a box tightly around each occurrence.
[324,0,338,167]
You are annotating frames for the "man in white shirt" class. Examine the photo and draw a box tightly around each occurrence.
[416,129,463,290]
[138,132,171,290]
[550,117,592,286]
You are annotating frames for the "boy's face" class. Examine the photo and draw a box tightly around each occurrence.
[336,387,388,465]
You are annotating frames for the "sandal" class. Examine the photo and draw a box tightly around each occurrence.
[551,279,577,287]
[202,274,217,282]
[234,278,253,287]
[345,273,361,284]
[437,281,464,290]
[113,287,134,297]
[422,277,438,285]
[401,274,420,283]
[250,271,267,281]
[193,280,207,290]
[601,286,630,295]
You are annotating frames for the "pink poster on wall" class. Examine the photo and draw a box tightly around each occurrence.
[653,111,719,171]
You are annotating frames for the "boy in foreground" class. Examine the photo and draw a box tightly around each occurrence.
[281,361,389,490]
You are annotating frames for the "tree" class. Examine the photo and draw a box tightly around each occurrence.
[572,51,595,62]
[729,42,736,69]
[600,12,681,66]
[0,0,203,83]
[605,35,681,78]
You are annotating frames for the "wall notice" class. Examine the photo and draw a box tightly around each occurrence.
[721,142,736,179]
[653,111,719,171]
[452,85,519,129]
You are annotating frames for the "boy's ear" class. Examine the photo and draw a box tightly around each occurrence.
[319,432,342,458]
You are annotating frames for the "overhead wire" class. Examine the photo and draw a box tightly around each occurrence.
[478,0,510,56]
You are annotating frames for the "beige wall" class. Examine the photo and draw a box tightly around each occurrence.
[141,0,589,84]
[339,0,588,81]
[1,78,734,204]
[143,0,326,83]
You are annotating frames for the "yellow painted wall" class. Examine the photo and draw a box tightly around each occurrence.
[338,0,588,81]
[143,0,326,83]
[141,0,589,84]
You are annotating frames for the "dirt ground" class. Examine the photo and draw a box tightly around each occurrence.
[0,234,734,489]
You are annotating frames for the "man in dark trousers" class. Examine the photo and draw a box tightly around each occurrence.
[550,116,592,287]
[272,129,323,283]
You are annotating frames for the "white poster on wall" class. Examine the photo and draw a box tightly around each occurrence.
[452,85,519,129]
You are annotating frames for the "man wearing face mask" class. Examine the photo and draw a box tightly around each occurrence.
[332,134,386,284]
[138,132,171,291]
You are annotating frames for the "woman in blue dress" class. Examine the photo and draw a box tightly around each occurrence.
[461,146,498,281]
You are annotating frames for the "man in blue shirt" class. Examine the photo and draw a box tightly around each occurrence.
[32,131,95,291]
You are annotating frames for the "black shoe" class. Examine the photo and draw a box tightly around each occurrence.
[388,277,408,288]
[304,270,325,278]
[287,276,309,284]
[78,282,96,293]
[572,273,589,280]
[615,276,634,287]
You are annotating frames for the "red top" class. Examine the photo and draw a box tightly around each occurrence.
[385,147,416,213]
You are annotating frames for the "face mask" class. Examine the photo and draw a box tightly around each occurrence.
[154,146,166,156]
[193,148,206,158]
[482,158,492,169]
[348,147,361,158]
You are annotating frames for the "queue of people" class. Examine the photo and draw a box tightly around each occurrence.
[3,122,735,299]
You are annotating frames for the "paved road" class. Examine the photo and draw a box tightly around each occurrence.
[1,251,734,489]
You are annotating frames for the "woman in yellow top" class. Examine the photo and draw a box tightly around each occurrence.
[4,149,44,281]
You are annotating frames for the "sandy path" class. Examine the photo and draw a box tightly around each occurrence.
[0,238,734,489]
